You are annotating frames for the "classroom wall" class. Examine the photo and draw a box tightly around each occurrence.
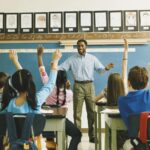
[1,43,150,128]
[0,0,150,12]
[1,0,150,128]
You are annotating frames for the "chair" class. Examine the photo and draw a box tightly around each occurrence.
[128,112,150,143]
[0,112,46,150]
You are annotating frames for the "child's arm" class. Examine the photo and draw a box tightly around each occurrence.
[37,46,49,84]
[9,50,22,70]
[36,49,62,107]
[95,88,107,102]
[37,45,44,67]
[122,39,128,94]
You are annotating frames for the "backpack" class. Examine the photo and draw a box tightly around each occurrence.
[5,113,38,150]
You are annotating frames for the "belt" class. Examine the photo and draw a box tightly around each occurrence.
[75,80,93,84]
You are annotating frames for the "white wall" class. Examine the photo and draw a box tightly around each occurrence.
[0,0,150,12]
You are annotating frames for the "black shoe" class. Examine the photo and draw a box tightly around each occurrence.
[89,137,98,143]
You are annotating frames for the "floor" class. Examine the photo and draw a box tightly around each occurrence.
[41,133,105,150]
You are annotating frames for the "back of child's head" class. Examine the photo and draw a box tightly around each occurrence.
[128,66,148,90]
[56,70,67,106]
[56,70,67,88]
[2,69,37,110]
[107,73,125,106]
[0,72,8,89]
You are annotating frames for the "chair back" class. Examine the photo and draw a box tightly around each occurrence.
[0,113,46,138]
[128,112,150,140]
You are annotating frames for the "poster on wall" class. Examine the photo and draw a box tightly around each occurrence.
[94,11,108,32]
[5,13,18,33]
[79,11,93,32]
[109,11,123,32]
[0,13,5,33]
[20,13,33,33]
[64,11,78,32]
[124,10,138,31]
[49,12,63,33]
[139,10,150,31]
[34,12,48,33]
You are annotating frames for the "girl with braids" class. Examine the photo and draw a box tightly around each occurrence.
[44,70,73,107]
[1,49,61,113]
[37,46,81,150]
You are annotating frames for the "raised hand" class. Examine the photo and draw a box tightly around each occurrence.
[124,39,128,52]
[51,49,62,70]
[37,45,44,56]
[52,49,62,61]
[9,50,18,62]
[9,50,22,70]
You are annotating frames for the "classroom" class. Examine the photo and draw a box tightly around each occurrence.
[0,0,150,149]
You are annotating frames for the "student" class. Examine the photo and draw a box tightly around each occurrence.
[95,39,128,105]
[118,65,150,129]
[58,39,114,143]
[0,72,8,108]
[0,71,8,149]
[1,49,61,113]
[37,46,82,150]
[95,39,128,149]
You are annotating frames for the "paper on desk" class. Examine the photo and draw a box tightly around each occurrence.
[97,97,107,103]
[40,108,53,114]
[101,108,120,114]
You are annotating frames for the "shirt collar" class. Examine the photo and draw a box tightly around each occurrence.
[77,52,87,57]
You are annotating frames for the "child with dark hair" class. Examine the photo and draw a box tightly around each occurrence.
[0,72,8,107]
[37,46,81,150]
[1,50,61,113]
[44,70,73,107]
[0,71,8,149]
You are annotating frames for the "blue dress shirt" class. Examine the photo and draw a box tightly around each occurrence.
[59,53,105,81]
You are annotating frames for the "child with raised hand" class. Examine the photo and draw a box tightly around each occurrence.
[37,46,82,150]
[95,39,128,105]
[95,39,128,149]
[1,49,61,113]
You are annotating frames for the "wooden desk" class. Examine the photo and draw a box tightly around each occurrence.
[95,102,107,150]
[104,113,127,150]
[42,108,67,150]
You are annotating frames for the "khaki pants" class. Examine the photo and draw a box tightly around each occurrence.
[73,82,95,140]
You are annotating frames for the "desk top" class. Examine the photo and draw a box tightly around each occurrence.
[42,107,68,119]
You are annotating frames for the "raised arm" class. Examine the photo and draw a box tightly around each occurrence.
[37,45,44,67]
[36,49,62,107]
[51,49,62,70]
[9,50,22,70]
[122,39,128,94]
[37,45,50,84]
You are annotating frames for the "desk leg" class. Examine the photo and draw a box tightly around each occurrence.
[111,130,117,150]
[98,107,102,150]
[105,122,109,150]
[57,131,65,150]
[95,109,98,150]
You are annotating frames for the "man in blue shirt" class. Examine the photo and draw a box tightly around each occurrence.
[59,39,113,143]
[118,66,150,130]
